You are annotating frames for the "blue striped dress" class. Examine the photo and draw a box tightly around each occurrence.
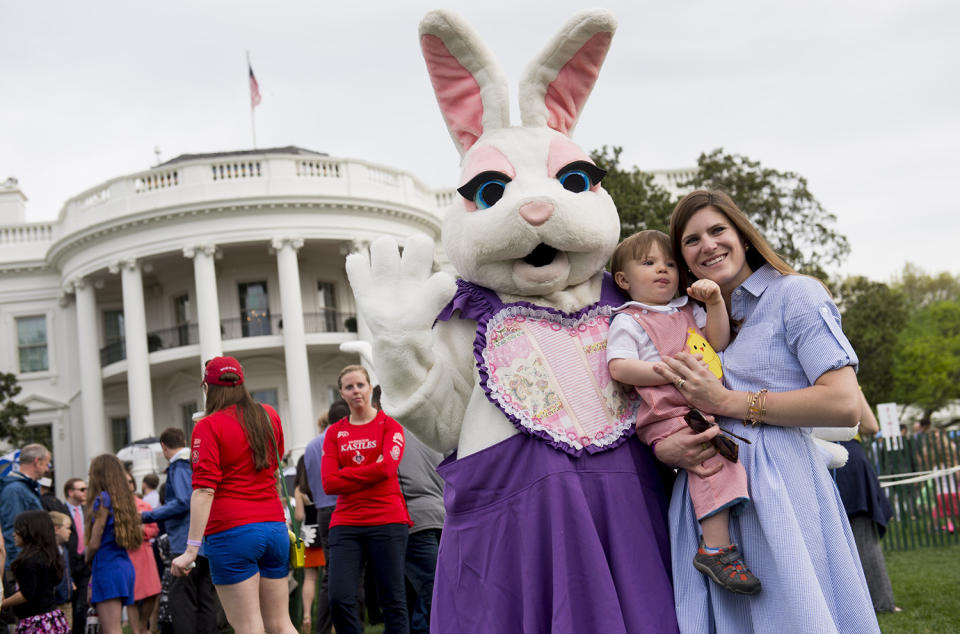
[670,264,880,633]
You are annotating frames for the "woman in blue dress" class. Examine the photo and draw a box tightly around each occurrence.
[85,454,141,634]
[653,190,880,633]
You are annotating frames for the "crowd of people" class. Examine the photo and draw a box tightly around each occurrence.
[0,188,931,633]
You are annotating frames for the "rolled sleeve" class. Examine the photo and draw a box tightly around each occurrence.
[784,278,859,383]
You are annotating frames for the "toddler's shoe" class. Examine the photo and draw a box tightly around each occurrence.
[693,539,761,595]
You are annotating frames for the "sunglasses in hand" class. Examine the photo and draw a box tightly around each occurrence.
[684,409,750,463]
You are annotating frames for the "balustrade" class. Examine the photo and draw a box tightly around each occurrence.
[135,170,179,193]
[211,161,262,181]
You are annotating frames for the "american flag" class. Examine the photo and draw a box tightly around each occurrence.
[249,63,262,109]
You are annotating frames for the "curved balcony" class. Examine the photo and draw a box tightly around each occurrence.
[100,310,357,368]
[52,148,454,264]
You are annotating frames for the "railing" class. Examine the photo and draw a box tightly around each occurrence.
[220,313,282,339]
[98,311,360,367]
[0,223,54,245]
[296,160,342,178]
[135,170,179,193]
[861,432,960,551]
[304,310,357,334]
[211,161,262,181]
[435,190,456,208]
[147,323,199,351]
[100,339,126,366]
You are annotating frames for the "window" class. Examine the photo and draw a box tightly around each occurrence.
[180,402,199,435]
[173,294,191,346]
[318,281,338,332]
[250,389,279,410]
[239,282,270,337]
[111,416,130,453]
[102,310,126,365]
[16,316,48,373]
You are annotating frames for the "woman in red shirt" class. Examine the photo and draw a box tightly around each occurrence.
[322,365,411,634]
[171,356,297,634]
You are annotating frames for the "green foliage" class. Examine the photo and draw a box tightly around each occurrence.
[890,299,960,423]
[590,146,674,239]
[895,262,960,309]
[681,148,850,275]
[0,372,31,445]
[836,277,910,408]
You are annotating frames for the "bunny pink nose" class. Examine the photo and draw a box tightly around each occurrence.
[519,201,554,226]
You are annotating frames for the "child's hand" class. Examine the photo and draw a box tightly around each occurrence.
[687,279,723,306]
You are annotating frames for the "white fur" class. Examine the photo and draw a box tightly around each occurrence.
[346,10,618,458]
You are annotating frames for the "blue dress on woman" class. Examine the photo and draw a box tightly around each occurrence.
[89,491,135,606]
[670,265,880,633]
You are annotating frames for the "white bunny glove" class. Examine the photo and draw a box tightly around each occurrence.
[347,235,472,451]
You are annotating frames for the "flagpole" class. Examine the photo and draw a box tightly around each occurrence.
[247,50,257,148]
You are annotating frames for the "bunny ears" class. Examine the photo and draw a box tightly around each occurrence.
[419,9,617,156]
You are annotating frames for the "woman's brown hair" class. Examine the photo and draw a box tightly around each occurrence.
[204,376,275,471]
[669,190,797,291]
[86,454,143,551]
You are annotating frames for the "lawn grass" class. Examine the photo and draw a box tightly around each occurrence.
[878,543,960,633]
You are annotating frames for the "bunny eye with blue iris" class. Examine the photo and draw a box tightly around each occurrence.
[457,171,513,209]
[555,161,607,193]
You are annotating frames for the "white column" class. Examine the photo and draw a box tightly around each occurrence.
[72,278,110,461]
[272,237,313,460]
[110,259,155,475]
[183,244,222,364]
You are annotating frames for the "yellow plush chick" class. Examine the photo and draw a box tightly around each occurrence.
[686,328,723,379]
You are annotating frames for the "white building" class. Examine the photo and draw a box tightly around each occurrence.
[0,147,452,485]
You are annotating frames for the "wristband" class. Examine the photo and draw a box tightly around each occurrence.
[186,538,202,547]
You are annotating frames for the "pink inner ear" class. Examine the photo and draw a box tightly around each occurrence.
[544,32,612,135]
[421,34,484,152]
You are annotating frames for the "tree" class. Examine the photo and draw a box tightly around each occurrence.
[895,263,960,310]
[590,146,675,240]
[890,300,960,424]
[681,148,850,276]
[835,277,910,408]
[0,372,31,445]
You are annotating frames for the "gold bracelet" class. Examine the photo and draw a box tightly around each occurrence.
[744,388,768,427]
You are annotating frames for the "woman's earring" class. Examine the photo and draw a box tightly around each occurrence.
[744,243,751,251]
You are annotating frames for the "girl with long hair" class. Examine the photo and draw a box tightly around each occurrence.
[653,190,880,632]
[85,454,141,634]
[321,365,411,634]
[171,356,297,634]
[0,510,70,633]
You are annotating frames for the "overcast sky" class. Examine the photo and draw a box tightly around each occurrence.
[2,1,956,282]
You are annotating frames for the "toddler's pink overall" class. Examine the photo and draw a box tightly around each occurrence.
[617,304,748,520]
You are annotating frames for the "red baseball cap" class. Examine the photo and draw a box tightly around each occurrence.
[204,356,244,386]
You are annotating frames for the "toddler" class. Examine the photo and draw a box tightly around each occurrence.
[49,511,75,625]
[607,230,760,595]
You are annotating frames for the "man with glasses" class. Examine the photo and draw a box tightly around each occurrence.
[0,443,51,626]
[64,477,90,634]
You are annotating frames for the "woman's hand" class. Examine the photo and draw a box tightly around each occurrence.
[654,426,723,477]
[171,551,197,577]
[654,352,733,414]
